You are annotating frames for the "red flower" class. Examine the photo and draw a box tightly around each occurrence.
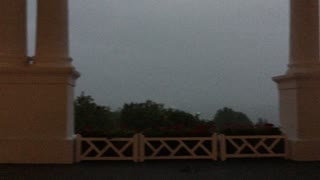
[264,123,274,128]
[171,124,184,131]
[160,127,169,131]
[84,125,92,131]
[120,124,128,129]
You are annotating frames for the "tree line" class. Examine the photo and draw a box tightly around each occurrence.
[75,92,273,136]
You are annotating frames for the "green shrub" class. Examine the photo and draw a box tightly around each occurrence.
[142,124,215,137]
[221,127,282,135]
[80,129,136,138]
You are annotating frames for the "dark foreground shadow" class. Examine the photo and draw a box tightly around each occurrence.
[1,159,320,180]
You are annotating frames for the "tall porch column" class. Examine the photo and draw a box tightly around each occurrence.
[273,0,320,161]
[0,0,79,164]
[0,0,27,66]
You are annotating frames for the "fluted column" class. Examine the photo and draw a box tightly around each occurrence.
[0,0,27,65]
[288,0,320,74]
[35,0,71,67]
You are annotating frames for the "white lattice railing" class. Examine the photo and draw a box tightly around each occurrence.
[75,134,139,162]
[139,134,218,162]
[219,134,288,161]
[75,134,288,162]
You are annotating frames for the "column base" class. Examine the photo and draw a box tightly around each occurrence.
[0,137,76,164]
[287,139,320,161]
[274,73,320,161]
[0,66,79,164]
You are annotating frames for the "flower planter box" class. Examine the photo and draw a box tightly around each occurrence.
[75,134,139,162]
[138,134,218,162]
[219,134,288,161]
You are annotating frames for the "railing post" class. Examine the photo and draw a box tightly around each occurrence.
[133,134,139,162]
[212,134,218,160]
[75,134,82,163]
[139,134,145,162]
[219,134,226,161]
[283,134,289,159]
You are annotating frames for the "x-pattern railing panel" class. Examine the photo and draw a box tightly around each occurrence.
[76,135,139,162]
[227,136,282,155]
[76,134,287,162]
[140,135,218,161]
[219,135,288,161]
[145,139,197,157]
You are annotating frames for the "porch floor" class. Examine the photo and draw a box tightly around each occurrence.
[1,159,320,180]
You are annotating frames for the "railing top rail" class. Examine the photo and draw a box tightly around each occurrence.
[223,135,286,139]
[79,137,135,141]
[143,137,215,140]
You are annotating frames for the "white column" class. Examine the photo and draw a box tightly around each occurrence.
[0,0,27,65]
[273,0,320,161]
[34,0,71,67]
[287,0,320,74]
[0,0,79,164]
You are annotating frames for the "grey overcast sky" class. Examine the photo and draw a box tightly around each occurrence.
[28,0,289,124]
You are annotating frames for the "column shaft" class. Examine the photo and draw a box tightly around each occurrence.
[35,0,69,59]
[288,0,320,73]
[273,0,320,161]
[0,0,27,61]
